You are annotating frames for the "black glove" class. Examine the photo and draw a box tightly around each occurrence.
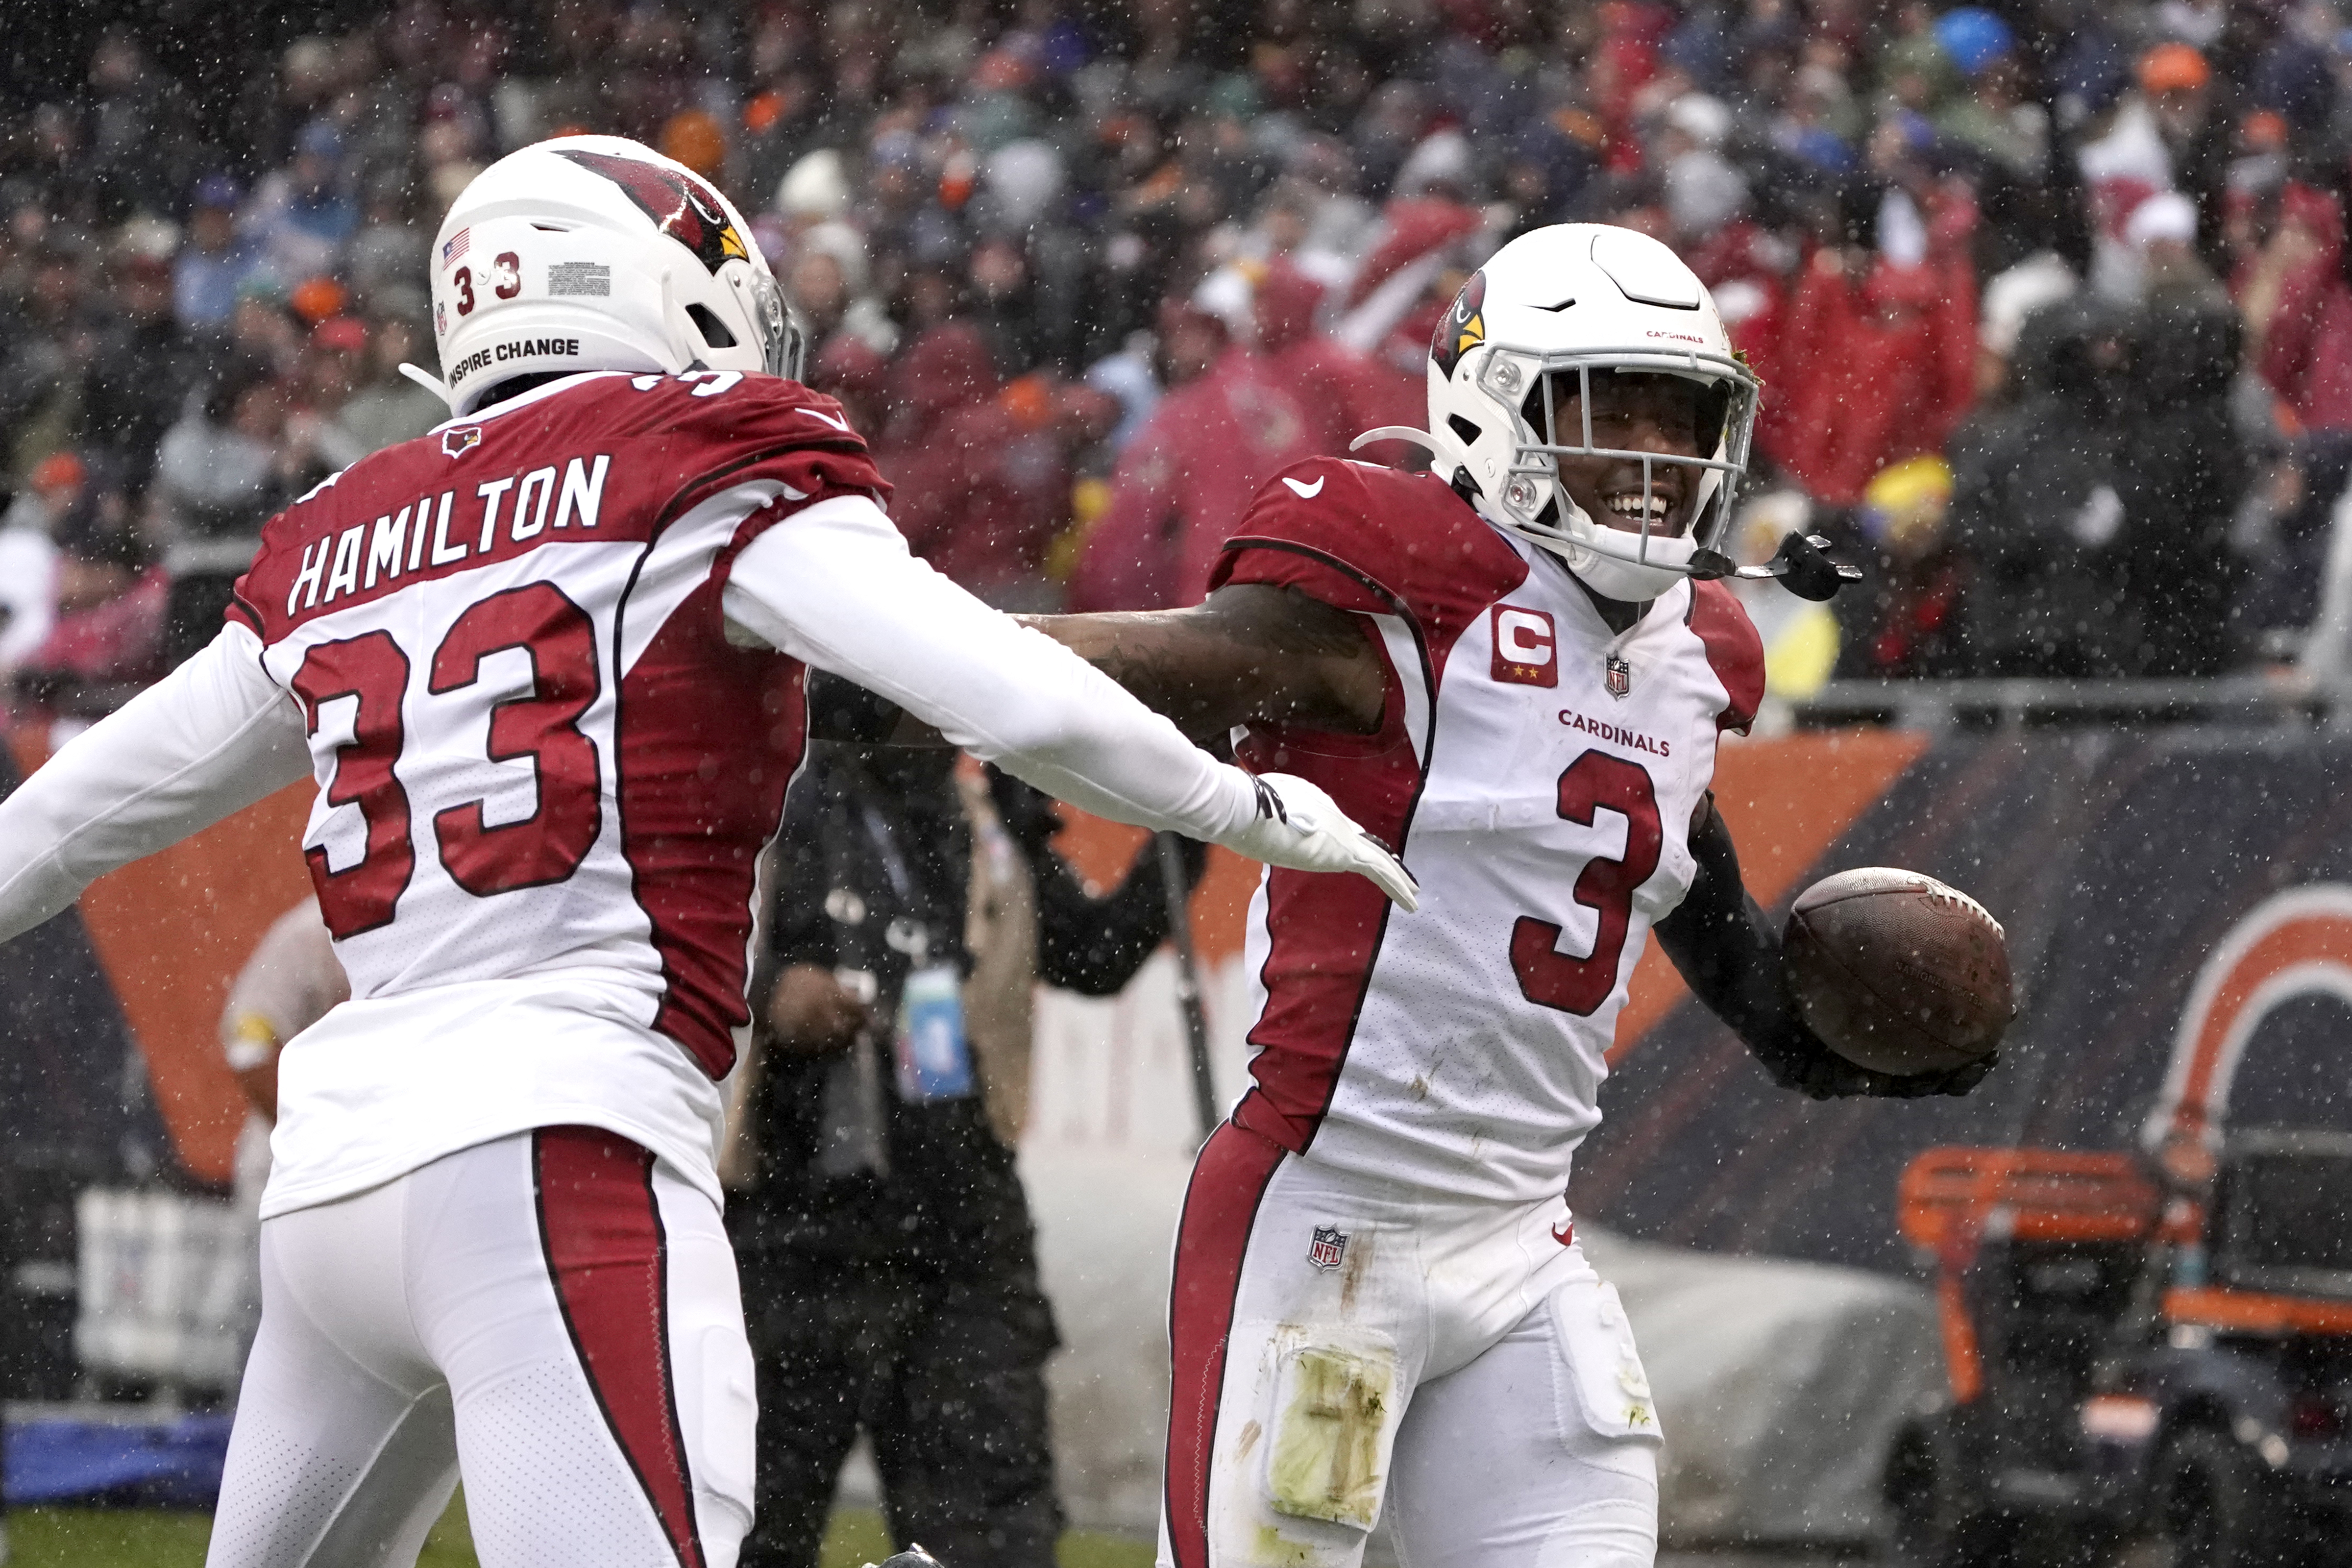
[1749,1027,1998,1101]
[1772,531,1862,602]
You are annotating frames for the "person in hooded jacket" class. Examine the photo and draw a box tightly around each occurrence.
[1945,295,2139,674]
[2259,183,2352,433]
[1764,179,1979,505]
[2116,239,2249,675]
[872,324,1070,609]
[1250,259,1420,460]
[1068,294,1317,611]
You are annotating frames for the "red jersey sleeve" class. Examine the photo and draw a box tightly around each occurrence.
[1209,458,1528,657]
[1687,578,1765,734]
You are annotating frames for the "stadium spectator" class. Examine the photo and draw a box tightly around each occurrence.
[2120,196,2251,675]
[1836,454,1973,679]
[0,0,2345,704]
[2259,184,2352,433]
[174,175,259,331]
[1069,292,1316,611]
[1766,173,1978,506]
[1251,257,1421,459]
[243,120,357,288]
[873,324,1070,610]
[331,312,443,458]
[0,453,82,677]
[82,249,208,495]
[149,355,302,664]
[1947,297,2136,675]
[8,471,161,737]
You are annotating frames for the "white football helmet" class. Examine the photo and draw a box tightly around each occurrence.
[1361,223,1760,602]
[423,135,805,416]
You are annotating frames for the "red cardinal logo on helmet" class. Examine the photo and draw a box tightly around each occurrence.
[1431,270,1487,379]
[553,148,750,275]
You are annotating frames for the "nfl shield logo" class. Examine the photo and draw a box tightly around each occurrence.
[1604,654,1633,700]
[1308,1225,1348,1272]
[441,425,482,459]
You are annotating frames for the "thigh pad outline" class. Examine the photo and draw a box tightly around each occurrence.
[1548,1279,1663,1448]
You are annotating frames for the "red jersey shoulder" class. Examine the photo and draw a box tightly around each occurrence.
[1211,457,1527,637]
[229,372,887,645]
[1686,579,1765,734]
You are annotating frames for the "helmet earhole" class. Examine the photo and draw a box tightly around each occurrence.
[1519,385,1550,444]
[685,303,737,348]
[1447,415,1482,445]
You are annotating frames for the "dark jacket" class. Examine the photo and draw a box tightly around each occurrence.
[733,744,1195,1270]
[1948,297,2136,676]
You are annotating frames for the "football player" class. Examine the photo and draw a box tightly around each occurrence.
[0,137,1412,1568]
[1024,225,1991,1568]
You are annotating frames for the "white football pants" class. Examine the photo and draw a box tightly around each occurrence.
[1158,1123,1660,1568]
[208,1127,757,1568]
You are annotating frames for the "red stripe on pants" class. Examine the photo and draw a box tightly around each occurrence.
[534,1126,704,1568]
[1165,1121,1287,1568]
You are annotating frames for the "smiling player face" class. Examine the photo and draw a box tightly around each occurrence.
[1531,369,1720,540]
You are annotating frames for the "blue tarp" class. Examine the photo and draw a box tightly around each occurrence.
[4,1413,232,1507]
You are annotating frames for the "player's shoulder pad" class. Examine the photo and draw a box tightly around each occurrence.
[1212,456,1524,622]
[620,371,890,507]
[632,370,873,449]
[1687,578,1765,735]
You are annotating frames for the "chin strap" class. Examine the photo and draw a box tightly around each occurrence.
[398,362,456,410]
[1348,426,1444,456]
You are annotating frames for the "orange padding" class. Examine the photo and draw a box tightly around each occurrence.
[2165,1288,2352,1338]
[1898,1146,2161,1250]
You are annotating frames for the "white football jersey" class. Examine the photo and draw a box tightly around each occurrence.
[227,369,887,1215]
[1212,457,1764,1204]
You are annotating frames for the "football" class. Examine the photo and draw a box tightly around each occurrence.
[1783,868,2014,1077]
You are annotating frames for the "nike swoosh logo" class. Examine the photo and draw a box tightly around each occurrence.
[1551,1221,1575,1247]
[1282,475,1325,498]
[801,408,853,432]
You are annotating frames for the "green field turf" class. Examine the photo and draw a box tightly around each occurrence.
[4,1498,1155,1567]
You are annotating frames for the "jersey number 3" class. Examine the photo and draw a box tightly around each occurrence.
[289,583,605,938]
[1509,751,1662,1017]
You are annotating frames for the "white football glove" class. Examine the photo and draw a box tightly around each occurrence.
[1221,772,1419,911]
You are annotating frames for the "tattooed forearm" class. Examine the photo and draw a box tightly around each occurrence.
[1024,585,1386,737]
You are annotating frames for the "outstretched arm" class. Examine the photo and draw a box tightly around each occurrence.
[722,497,1415,907]
[0,625,314,946]
[1023,583,1390,740]
[1654,796,1991,1099]
[808,584,1391,745]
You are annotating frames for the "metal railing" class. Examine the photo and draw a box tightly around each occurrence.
[1791,673,2349,732]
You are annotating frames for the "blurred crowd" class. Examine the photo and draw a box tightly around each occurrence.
[12,0,2352,735]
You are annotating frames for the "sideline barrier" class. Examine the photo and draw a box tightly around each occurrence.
[2,1406,231,1507]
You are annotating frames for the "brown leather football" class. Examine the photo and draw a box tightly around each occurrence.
[1783,867,2014,1076]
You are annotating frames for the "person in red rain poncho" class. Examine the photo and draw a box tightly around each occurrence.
[1252,259,1422,459]
[871,323,1072,607]
[1070,295,1318,611]
[1764,185,1979,506]
[2259,184,2352,434]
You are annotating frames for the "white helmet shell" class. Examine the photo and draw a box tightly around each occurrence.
[1417,223,1760,602]
[428,135,805,416]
